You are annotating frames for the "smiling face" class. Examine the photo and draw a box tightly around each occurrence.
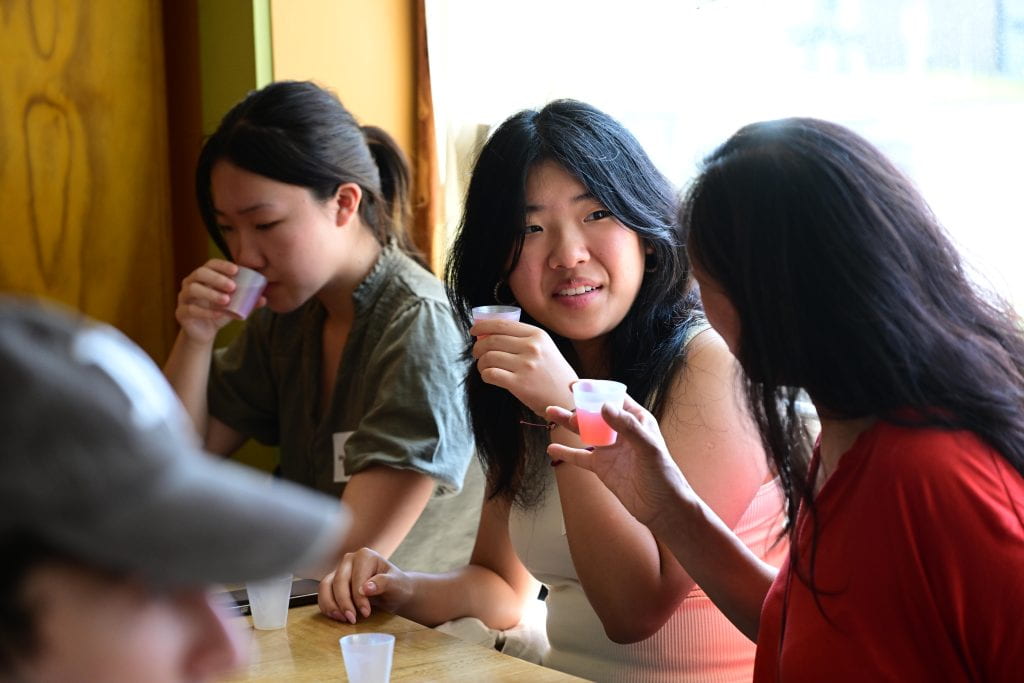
[210,160,346,313]
[507,161,646,346]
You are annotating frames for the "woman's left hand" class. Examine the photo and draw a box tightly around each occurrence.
[471,320,577,416]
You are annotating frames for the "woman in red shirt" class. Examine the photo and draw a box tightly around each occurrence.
[548,117,1024,682]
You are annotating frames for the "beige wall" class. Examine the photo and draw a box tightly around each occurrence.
[269,0,415,156]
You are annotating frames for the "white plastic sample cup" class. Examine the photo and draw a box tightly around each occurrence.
[471,305,521,322]
[471,305,520,338]
[225,266,267,320]
[246,574,292,630]
[340,633,395,682]
[572,380,628,447]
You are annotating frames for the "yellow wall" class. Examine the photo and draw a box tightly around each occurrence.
[269,0,415,156]
[0,0,176,361]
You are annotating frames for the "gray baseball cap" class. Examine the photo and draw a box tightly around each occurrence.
[0,298,348,586]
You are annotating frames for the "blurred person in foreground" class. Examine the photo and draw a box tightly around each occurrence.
[0,299,349,682]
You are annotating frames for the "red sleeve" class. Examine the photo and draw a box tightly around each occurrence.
[891,430,1024,680]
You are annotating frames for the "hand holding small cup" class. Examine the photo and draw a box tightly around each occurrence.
[572,379,627,446]
[546,394,693,531]
[470,305,521,338]
[175,260,267,343]
[224,266,267,320]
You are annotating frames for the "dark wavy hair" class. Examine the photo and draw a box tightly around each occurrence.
[446,100,702,507]
[195,80,422,266]
[683,117,1024,545]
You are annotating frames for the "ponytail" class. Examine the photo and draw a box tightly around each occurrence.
[362,125,422,266]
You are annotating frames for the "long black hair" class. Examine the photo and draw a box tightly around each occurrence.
[683,117,1024,539]
[446,100,702,507]
[195,80,422,265]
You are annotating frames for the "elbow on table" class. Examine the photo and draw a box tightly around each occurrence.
[479,602,526,633]
[602,612,670,645]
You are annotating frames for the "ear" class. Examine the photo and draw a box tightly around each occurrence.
[644,242,655,255]
[332,183,363,228]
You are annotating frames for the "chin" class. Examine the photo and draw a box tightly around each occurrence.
[553,323,615,344]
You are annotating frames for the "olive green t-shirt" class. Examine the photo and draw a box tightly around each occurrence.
[208,244,481,571]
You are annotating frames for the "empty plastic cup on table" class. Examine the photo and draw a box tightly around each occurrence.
[225,266,267,320]
[246,574,292,630]
[340,633,395,682]
[572,380,628,447]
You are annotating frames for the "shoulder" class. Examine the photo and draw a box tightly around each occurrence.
[364,252,460,334]
[380,250,450,308]
[658,323,753,437]
[867,422,1024,520]
[871,422,1003,477]
[671,325,740,396]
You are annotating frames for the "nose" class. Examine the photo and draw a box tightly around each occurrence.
[183,591,249,680]
[229,228,265,270]
[547,225,589,270]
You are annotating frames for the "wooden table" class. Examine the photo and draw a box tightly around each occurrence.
[220,604,586,681]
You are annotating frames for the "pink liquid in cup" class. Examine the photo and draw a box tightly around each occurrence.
[225,267,267,320]
[576,408,618,446]
[572,379,627,447]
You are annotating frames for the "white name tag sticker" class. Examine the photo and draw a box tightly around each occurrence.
[333,431,355,483]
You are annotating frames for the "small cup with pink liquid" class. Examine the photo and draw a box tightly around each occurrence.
[572,380,628,447]
[471,305,521,337]
[225,266,267,320]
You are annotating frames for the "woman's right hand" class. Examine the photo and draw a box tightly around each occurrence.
[175,259,240,344]
[546,395,695,530]
[471,320,577,417]
[317,548,414,623]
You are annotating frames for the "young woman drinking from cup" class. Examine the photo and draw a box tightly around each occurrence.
[547,118,1024,681]
[163,81,481,599]
[326,100,788,682]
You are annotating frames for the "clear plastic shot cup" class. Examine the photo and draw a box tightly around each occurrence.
[225,266,267,320]
[572,380,628,447]
[471,305,521,323]
[340,633,395,682]
[471,305,521,338]
[245,573,292,630]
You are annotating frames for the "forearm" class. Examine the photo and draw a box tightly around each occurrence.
[397,564,534,630]
[558,462,692,642]
[163,330,215,435]
[340,468,436,557]
[649,487,778,641]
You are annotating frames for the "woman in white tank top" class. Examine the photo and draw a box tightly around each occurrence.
[318,100,788,682]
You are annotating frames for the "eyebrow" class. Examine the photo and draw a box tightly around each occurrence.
[213,202,273,217]
[525,191,595,213]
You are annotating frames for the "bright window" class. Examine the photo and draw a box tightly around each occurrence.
[429,0,1024,305]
